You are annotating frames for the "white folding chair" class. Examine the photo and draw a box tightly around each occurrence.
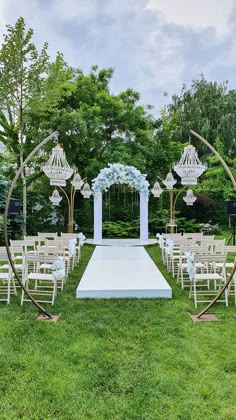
[21,254,61,306]
[61,233,82,263]
[46,239,76,271]
[37,245,68,288]
[189,254,228,308]
[177,245,209,288]
[0,247,17,304]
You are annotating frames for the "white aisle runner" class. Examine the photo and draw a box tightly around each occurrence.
[76,246,172,299]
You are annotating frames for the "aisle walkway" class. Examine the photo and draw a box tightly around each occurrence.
[76,246,172,299]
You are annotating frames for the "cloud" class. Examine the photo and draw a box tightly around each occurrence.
[147,0,233,33]
[0,0,236,115]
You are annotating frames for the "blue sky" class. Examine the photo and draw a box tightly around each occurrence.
[0,0,235,116]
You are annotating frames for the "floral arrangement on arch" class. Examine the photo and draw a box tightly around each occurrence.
[92,163,150,197]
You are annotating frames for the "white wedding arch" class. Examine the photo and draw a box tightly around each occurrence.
[92,163,150,242]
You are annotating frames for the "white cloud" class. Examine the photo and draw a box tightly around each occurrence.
[147,0,233,33]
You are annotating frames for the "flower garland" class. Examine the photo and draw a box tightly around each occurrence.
[184,252,196,281]
[78,232,86,247]
[92,163,150,197]
[51,257,65,280]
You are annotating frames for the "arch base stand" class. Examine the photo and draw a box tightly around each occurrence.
[36,313,61,322]
[188,313,218,322]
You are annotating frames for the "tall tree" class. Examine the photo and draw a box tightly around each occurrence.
[0,17,50,235]
[166,76,236,157]
[0,18,73,235]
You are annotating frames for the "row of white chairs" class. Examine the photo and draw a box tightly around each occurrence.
[158,233,236,308]
[0,232,85,305]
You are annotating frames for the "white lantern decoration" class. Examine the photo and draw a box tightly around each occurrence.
[0,141,6,154]
[173,145,207,185]
[81,182,92,198]
[183,189,197,206]
[42,144,73,186]
[163,172,177,190]
[151,181,163,198]
[49,189,62,206]
[71,172,84,190]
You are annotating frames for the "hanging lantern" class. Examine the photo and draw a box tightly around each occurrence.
[71,172,84,190]
[0,141,6,154]
[42,144,73,186]
[163,172,177,190]
[173,145,207,185]
[49,189,62,206]
[183,189,197,206]
[151,181,163,198]
[81,182,92,199]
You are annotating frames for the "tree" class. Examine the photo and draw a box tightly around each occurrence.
[194,137,236,224]
[0,18,73,235]
[0,17,50,234]
[167,76,236,157]
[49,66,157,177]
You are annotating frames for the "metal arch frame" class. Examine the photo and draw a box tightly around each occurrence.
[190,130,236,319]
[4,131,58,320]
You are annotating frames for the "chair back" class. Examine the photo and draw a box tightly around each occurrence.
[46,239,71,248]
[162,233,182,240]
[37,246,66,257]
[223,245,236,254]
[181,244,209,254]
[10,239,36,253]
[61,233,81,239]
[25,253,58,265]
[183,232,203,239]
[38,232,58,240]
[24,236,43,246]
[194,253,226,268]
[0,247,9,262]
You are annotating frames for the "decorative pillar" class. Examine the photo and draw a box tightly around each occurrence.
[94,192,102,242]
[140,192,148,241]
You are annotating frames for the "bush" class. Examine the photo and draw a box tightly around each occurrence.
[103,221,139,238]
[149,209,201,234]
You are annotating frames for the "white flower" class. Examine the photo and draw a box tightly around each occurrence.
[166,239,174,255]
[156,233,165,249]
[68,238,77,257]
[78,232,86,247]
[92,163,149,197]
[51,257,65,280]
[184,252,196,281]
[51,257,65,271]
[52,268,65,280]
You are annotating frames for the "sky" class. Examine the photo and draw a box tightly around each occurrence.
[0,0,235,116]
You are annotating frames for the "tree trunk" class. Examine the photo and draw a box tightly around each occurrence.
[20,146,27,237]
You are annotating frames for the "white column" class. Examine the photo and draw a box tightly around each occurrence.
[94,192,102,243]
[140,192,148,241]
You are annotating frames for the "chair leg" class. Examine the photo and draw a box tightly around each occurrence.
[52,281,57,305]
[234,280,236,306]
[7,279,10,304]
[193,280,197,308]
[12,278,17,296]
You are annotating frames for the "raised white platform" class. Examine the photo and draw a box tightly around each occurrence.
[86,239,157,247]
[76,246,172,299]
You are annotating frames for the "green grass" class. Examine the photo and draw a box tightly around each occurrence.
[0,246,236,419]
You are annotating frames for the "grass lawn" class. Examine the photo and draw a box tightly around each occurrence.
[1,245,236,419]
